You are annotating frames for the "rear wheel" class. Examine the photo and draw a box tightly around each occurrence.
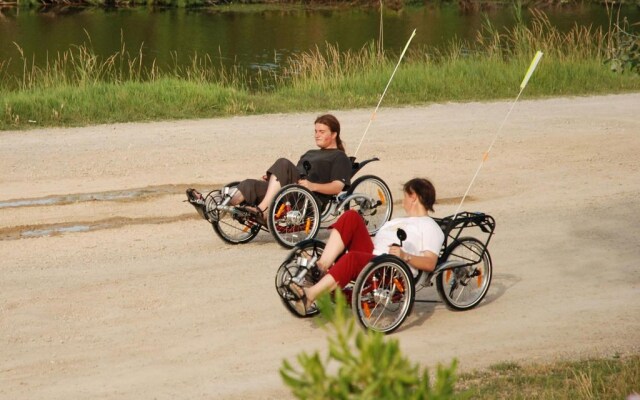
[275,240,325,318]
[268,185,321,248]
[345,175,393,236]
[436,237,492,311]
[351,255,415,334]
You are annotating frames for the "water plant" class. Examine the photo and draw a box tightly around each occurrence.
[1,10,639,130]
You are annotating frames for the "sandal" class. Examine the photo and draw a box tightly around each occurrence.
[186,188,207,219]
[287,282,309,316]
[186,188,205,204]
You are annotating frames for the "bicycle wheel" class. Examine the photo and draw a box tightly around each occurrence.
[211,182,261,245]
[275,239,325,318]
[351,255,415,334]
[345,175,393,236]
[436,237,492,311]
[268,185,321,249]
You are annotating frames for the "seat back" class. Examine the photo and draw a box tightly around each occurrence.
[433,212,496,263]
[348,156,379,179]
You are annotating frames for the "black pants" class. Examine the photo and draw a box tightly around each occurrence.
[236,158,300,205]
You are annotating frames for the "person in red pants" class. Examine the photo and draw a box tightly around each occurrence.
[289,177,445,314]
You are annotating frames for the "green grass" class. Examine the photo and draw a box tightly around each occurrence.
[1,11,639,130]
[458,354,640,399]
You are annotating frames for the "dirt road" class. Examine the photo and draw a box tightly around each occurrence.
[1,93,639,399]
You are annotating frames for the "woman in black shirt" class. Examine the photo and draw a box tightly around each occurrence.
[188,114,352,223]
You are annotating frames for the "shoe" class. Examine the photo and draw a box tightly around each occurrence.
[186,188,207,219]
[287,282,309,316]
[186,188,205,205]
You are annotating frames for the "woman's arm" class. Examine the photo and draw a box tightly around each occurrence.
[387,247,438,272]
[298,179,345,195]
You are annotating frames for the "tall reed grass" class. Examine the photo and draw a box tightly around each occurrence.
[1,10,639,129]
[458,355,640,399]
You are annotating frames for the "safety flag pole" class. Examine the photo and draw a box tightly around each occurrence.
[453,51,544,219]
[354,29,417,158]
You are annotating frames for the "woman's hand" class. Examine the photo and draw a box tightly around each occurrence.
[387,248,438,272]
[387,245,407,261]
[298,179,314,191]
[298,179,345,195]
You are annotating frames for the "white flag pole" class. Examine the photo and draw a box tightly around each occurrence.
[353,29,417,158]
[453,51,544,219]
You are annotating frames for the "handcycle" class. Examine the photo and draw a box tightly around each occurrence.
[275,211,496,334]
[188,157,393,248]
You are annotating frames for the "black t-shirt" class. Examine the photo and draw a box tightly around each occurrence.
[296,149,352,187]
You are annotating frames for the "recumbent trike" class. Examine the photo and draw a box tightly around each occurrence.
[275,211,496,334]
[188,157,393,248]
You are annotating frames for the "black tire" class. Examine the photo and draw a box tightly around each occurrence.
[436,237,492,311]
[268,184,321,249]
[211,182,261,245]
[351,255,415,334]
[345,175,393,236]
[275,240,325,318]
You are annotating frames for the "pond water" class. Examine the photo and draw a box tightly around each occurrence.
[0,4,638,78]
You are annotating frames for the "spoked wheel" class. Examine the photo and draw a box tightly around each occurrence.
[211,182,261,245]
[351,255,415,334]
[275,240,325,318]
[436,237,493,311]
[268,184,321,249]
[345,175,393,236]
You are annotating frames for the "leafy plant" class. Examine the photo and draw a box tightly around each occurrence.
[280,291,461,399]
[605,4,640,74]
[606,17,640,74]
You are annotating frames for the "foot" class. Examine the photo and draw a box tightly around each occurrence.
[240,205,268,226]
[186,188,207,220]
[186,188,205,205]
[287,282,313,316]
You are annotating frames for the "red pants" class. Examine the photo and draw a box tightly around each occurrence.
[327,210,375,287]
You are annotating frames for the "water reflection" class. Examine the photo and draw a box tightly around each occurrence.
[0,4,637,78]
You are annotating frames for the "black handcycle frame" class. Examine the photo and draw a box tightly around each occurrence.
[275,211,496,334]
[201,156,394,248]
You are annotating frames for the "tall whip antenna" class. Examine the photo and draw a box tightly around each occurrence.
[354,29,417,158]
[453,51,544,219]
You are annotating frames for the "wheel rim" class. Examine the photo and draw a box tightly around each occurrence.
[275,242,324,317]
[443,240,491,308]
[213,210,259,243]
[355,262,412,333]
[348,178,392,235]
[271,187,320,247]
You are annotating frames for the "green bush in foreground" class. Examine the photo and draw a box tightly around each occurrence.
[280,292,460,400]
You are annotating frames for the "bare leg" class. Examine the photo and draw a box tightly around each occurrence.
[316,229,346,272]
[256,174,282,212]
[305,274,338,304]
[229,190,244,206]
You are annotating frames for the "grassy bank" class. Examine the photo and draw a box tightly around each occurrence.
[458,354,640,399]
[5,0,638,9]
[1,12,639,130]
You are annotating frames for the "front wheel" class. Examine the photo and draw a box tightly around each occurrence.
[436,237,492,311]
[268,185,321,248]
[345,175,393,236]
[275,240,325,318]
[351,255,415,334]
[211,182,261,244]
